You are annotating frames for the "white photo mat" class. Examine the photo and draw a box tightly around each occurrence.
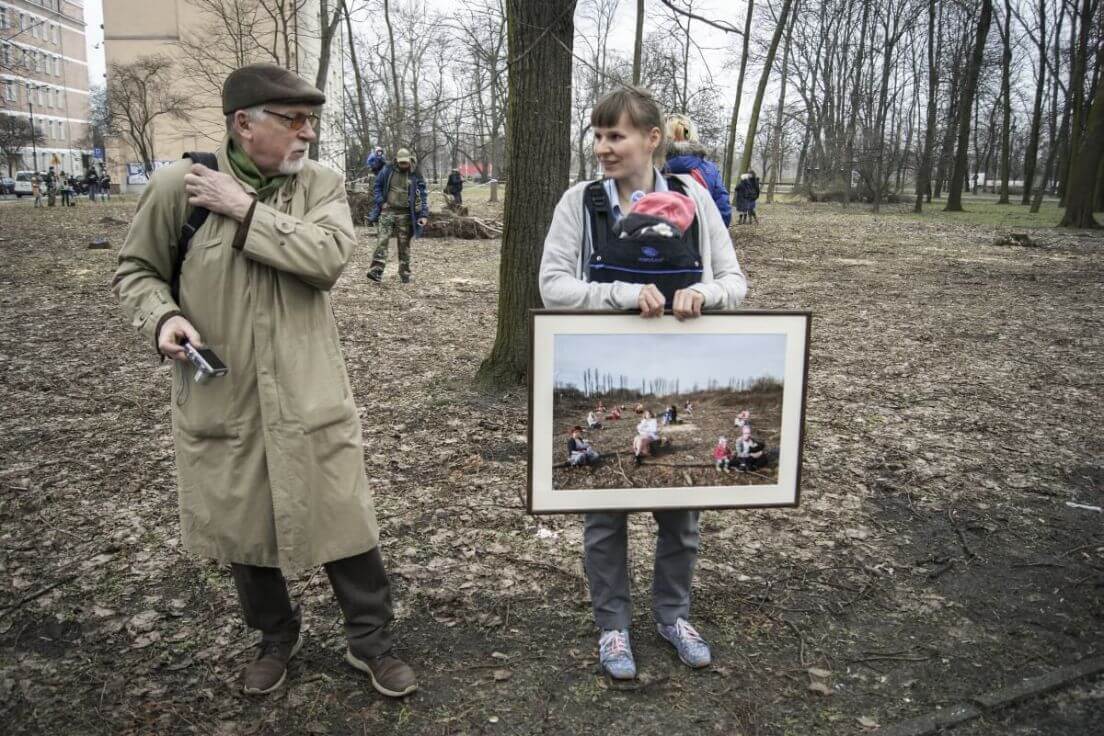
[528,311,811,513]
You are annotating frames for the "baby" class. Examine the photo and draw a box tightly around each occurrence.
[713,436,731,472]
[614,191,697,240]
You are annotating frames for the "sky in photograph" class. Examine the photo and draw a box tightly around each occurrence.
[554,332,786,391]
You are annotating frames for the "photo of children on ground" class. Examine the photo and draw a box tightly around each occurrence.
[552,333,786,491]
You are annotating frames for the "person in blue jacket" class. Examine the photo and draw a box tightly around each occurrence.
[662,114,732,227]
[366,146,386,175]
[367,148,428,284]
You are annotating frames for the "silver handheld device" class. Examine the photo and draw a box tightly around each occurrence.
[182,341,229,384]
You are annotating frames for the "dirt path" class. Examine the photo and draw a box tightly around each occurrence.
[1,198,1101,735]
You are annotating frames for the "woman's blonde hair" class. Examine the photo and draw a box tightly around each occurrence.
[665,113,696,143]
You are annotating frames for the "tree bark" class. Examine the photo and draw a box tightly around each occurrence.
[997,0,1012,203]
[1058,0,1093,207]
[1058,69,1103,227]
[945,0,993,212]
[740,0,795,176]
[382,0,404,143]
[1021,0,1047,204]
[632,0,644,85]
[723,0,755,190]
[766,12,793,204]
[476,0,577,388]
[843,0,872,208]
[914,0,938,212]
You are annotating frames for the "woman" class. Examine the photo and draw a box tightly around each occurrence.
[633,409,660,462]
[539,86,747,681]
[663,114,732,226]
[735,171,761,224]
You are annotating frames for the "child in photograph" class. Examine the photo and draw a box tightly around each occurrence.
[634,402,645,415]
[568,427,601,467]
[661,404,678,425]
[538,85,747,681]
[734,409,751,430]
[734,425,766,472]
[608,406,623,420]
[712,436,731,472]
[683,400,694,418]
[586,411,603,430]
[633,410,660,465]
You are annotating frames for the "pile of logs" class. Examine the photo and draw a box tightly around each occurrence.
[345,191,501,240]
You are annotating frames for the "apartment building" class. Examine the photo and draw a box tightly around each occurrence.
[0,0,92,175]
[103,0,346,185]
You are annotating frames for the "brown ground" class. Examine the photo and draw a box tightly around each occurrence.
[1,193,1102,735]
[551,389,782,490]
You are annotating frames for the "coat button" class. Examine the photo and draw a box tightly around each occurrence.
[277,220,295,234]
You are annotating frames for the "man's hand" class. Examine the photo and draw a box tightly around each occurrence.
[672,288,705,320]
[184,164,254,221]
[637,284,665,318]
[158,315,203,362]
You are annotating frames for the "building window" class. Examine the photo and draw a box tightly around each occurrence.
[2,81,14,102]
[0,8,8,31]
[52,24,59,44]
[1,44,11,67]
[54,56,61,76]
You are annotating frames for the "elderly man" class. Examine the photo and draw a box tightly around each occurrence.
[112,63,416,698]
[366,148,428,284]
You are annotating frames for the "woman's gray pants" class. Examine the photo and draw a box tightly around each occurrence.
[583,510,700,631]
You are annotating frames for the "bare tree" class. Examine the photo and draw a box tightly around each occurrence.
[945,0,993,212]
[105,56,191,174]
[0,114,44,176]
[722,0,754,189]
[739,0,795,175]
[1058,67,1103,227]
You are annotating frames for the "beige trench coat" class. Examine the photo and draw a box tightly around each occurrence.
[113,142,379,572]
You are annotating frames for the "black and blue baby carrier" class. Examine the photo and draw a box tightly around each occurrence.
[584,175,702,307]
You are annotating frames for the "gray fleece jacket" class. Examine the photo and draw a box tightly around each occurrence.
[539,173,748,310]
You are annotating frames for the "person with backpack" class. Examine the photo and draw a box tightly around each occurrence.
[539,86,747,681]
[113,62,417,700]
[662,113,732,227]
[444,167,464,205]
[735,171,761,224]
[366,148,428,284]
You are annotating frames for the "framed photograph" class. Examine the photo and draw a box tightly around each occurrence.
[527,310,811,514]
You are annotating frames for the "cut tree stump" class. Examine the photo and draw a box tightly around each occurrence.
[421,212,502,239]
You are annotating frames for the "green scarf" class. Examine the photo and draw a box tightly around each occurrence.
[227,140,288,200]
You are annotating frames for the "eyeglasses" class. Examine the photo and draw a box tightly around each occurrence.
[263,109,320,130]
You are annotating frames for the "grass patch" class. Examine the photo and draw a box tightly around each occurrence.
[892,195,1094,228]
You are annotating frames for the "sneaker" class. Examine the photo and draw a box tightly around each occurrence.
[366,271,383,283]
[598,629,637,680]
[657,618,712,668]
[242,633,303,695]
[345,648,418,698]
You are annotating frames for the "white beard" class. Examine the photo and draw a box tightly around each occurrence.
[278,157,306,175]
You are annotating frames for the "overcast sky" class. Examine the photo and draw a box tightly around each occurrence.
[82,0,744,109]
[554,333,786,391]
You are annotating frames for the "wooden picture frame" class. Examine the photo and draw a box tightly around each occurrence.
[528,310,812,514]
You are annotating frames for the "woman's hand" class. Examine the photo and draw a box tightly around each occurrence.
[672,288,704,320]
[637,284,665,318]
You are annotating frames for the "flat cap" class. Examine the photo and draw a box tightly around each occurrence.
[222,63,326,115]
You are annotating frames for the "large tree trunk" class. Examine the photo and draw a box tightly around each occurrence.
[1021,0,1047,204]
[766,15,793,204]
[997,0,1012,203]
[740,0,795,176]
[1058,70,1103,227]
[722,0,755,190]
[945,0,993,212]
[1059,0,1093,207]
[843,0,872,208]
[476,0,576,388]
[308,0,345,162]
[915,0,938,213]
[382,0,404,143]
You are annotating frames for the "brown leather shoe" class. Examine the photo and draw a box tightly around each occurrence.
[242,634,303,695]
[345,649,418,697]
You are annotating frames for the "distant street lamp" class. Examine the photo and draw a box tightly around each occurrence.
[27,95,39,172]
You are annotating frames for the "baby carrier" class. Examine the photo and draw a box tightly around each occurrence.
[584,176,701,306]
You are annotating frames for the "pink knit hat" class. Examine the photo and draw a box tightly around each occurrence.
[629,191,696,234]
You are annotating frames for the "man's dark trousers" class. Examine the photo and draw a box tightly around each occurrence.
[231,547,394,658]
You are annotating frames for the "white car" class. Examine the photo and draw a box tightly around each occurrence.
[13,171,36,197]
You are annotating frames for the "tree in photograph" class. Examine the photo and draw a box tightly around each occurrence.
[0,113,44,176]
[476,0,576,388]
[1058,69,1103,228]
[944,0,993,212]
[105,56,190,174]
[739,0,795,176]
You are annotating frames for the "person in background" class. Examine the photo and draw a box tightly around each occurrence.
[86,168,100,202]
[367,147,386,175]
[633,409,660,465]
[568,427,601,466]
[735,171,761,224]
[100,171,112,201]
[31,174,42,207]
[366,148,428,284]
[663,113,732,227]
[445,167,464,205]
[45,167,57,206]
[734,409,751,430]
[586,410,603,430]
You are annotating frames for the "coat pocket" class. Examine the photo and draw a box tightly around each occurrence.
[172,343,237,438]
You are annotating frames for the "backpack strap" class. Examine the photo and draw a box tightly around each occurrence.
[665,175,701,250]
[171,152,219,303]
[583,180,611,259]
